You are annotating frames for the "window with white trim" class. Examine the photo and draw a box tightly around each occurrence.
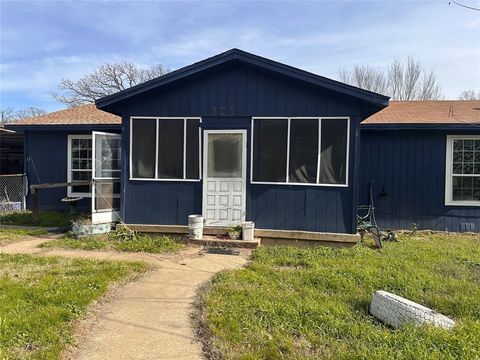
[446,136,480,205]
[252,118,349,186]
[68,135,92,196]
[130,118,200,180]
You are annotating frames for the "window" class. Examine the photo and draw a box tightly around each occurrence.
[252,119,288,182]
[319,119,348,184]
[289,119,319,183]
[445,136,480,206]
[157,120,184,178]
[131,119,156,178]
[207,133,243,178]
[251,117,349,186]
[130,117,201,180]
[68,135,92,196]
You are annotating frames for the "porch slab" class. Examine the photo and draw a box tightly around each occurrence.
[187,235,260,249]
[116,224,360,248]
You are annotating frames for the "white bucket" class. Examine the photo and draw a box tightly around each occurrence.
[242,221,255,241]
[188,215,204,240]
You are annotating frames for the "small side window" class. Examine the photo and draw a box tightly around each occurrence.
[68,136,92,196]
[446,137,480,205]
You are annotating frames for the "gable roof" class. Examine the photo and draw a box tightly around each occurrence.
[9,104,121,126]
[96,48,389,109]
[362,100,480,125]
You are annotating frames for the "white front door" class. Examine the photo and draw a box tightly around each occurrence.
[91,131,122,224]
[203,130,246,227]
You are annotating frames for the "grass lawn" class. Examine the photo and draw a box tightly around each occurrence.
[0,211,77,228]
[0,253,146,359]
[40,232,184,254]
[0,228,48,246]
[201,233,480,360]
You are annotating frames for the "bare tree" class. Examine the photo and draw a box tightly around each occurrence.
[0,107,47,123]
[338,57,443,100]
[458,89,480,100]
[338,65,388,95]
[0,107,15,123]
[14,107,47,120]
[53,62,168,107]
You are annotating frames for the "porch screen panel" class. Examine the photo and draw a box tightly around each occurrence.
[186,119,200,179]
[95,135,121,178]
[94,181,120,211]
[131,119,156,178]
[319,119,348,184]
[252,119,288,182]
[157,120,184,179]
[289,119,318,183]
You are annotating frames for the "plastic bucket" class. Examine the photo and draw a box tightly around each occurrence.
[188,215,204,240]
[242,221,255,241]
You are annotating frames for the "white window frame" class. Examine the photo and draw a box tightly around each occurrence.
[67,134,92,197]
[445,135,480,206]
[129,117,202,181]
[250,117,350,187]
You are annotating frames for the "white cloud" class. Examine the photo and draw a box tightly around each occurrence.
[1,0,479,109]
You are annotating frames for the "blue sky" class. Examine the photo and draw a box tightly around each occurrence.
[1,0,479,112]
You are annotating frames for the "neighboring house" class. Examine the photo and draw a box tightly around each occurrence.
[8,49,388,242]
[0,125,23,174]
[360,100,480,232]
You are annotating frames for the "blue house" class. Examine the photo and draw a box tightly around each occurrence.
[12,50,479,241]
[8,49,388,244]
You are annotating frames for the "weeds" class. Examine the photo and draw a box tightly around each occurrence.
[40,231,183,254]
[0,211,78,227]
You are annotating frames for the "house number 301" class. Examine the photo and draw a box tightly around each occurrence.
[211,106,235,116]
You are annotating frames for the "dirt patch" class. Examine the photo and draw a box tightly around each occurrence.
[191,280,221,360]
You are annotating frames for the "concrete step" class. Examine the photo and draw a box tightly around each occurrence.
[187,235,260,249]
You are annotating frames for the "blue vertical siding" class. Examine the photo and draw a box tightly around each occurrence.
[360,128,480,232]
[24,128,120,212]
[118,62,377,233]
[24,131,89,211]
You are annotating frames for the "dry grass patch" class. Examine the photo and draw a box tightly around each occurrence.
[0,228,48,246]
[40,232,184,254]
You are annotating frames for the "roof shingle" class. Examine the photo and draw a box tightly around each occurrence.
[13,104,121,125]
[12,100,480,126]
[363,100,480,125]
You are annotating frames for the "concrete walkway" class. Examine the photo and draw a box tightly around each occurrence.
[0,237,248,360]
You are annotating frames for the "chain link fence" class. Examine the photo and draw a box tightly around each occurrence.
[0,174,28,212]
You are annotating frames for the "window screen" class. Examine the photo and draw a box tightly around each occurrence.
[157,120,184,179]
[186,119,200,179]
[95,136,121,178]
[131,119,156,178]
[131,118,200,180]
[252,118,348,185]
[252,119,288,182]
[319,119,348,184]
[207,133,243,178]
[289,119,318,183]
